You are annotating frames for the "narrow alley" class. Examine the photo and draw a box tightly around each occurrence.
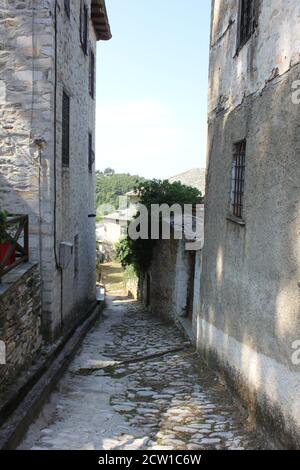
[18,269,266,451]
[0,0,299,458]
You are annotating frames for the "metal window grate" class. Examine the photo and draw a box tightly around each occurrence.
[89,49,95,99]
[231,140,246,219]
[62,91,70,167]
[74,234,79,278]
[80,2,88,55]
[64,0,70,18]
[239,0,257,48]
[88,132,95,172]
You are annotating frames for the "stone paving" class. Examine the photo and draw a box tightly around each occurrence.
[19,297,267,450]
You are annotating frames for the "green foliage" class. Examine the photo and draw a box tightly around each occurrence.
[103,168,115,177]
[115,237,155,276]
[0,210,9,244]
[115,179,202,275]
[123,265,138,284]
[96,171,145,209]
[134,179,203,207]
[115,238,133,270]
[96,213,103,223]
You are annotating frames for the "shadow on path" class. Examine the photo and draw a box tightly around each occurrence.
[18,292,268,450]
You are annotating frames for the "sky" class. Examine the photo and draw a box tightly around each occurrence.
[96,0,211,179]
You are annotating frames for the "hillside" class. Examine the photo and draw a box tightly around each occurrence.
[96,170,145,209]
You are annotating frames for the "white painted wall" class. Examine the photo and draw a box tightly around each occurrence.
[104,219,127,245]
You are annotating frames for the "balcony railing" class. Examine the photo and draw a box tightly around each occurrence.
[0,215,29,282]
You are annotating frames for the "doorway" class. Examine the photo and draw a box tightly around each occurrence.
[146,273,151,307]
[186,252,196,322]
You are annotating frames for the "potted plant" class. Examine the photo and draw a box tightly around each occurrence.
[0,210,15,267]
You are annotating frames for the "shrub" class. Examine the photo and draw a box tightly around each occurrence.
[115,180,202,275]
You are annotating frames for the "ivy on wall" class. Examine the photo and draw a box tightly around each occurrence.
[115,180,202,275]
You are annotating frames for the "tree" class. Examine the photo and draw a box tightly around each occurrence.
[135,179,202,207]
[103,168,115,177]
[96,172,146,209]
[115,179,202,275]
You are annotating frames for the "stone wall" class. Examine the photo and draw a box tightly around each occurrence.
[49,0,98,339]
[145,239,178,321]
[200,0,300,447]
[208,0,300,119]
[142,239,201,341]
[191,249,201,340]
[0,0,55,269]
[0,0,99,341]
[0,264,42,388]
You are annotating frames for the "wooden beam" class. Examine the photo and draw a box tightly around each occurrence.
[91,0,112,41]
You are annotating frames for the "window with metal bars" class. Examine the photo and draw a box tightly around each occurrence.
[238,0,257,49]
[89,49,95,99]
[88,132,95,172]
[64,0,70,18]
[62,91,70,167]
[80,1,88,55]
[230,140,246,219]
[74,234,79,278]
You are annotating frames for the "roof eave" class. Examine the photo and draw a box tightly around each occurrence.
[91,0,112,41]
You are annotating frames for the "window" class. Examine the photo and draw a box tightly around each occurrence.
[80,1,88,55]
[121,226,127,237]
[62,91,70,167]
[64,0,70,18]
[88,132,95,172]
[74,234,79,278]
[238,0,257,49]
[230,140,246,219]
[89,49,95,99]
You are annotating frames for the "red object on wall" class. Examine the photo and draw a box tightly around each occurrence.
[0,241,15,267]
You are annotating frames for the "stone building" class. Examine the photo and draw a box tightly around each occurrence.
[0,1,111,341]
[199,0,300,447]
[102,209,133,245]
[141,207,204,341]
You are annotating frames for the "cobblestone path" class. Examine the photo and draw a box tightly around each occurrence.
[19,297,266,450]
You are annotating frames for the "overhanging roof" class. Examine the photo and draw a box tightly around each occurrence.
[91,0,112,41]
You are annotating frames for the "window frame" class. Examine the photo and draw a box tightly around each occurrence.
[237,0,258,50]
[80,1,88,56]
[230,140,246,220]
[62,90,70,168]
[88,132,95,173]
[89,48,95,99]
[64,0,70,19]
[74,234,79,278]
